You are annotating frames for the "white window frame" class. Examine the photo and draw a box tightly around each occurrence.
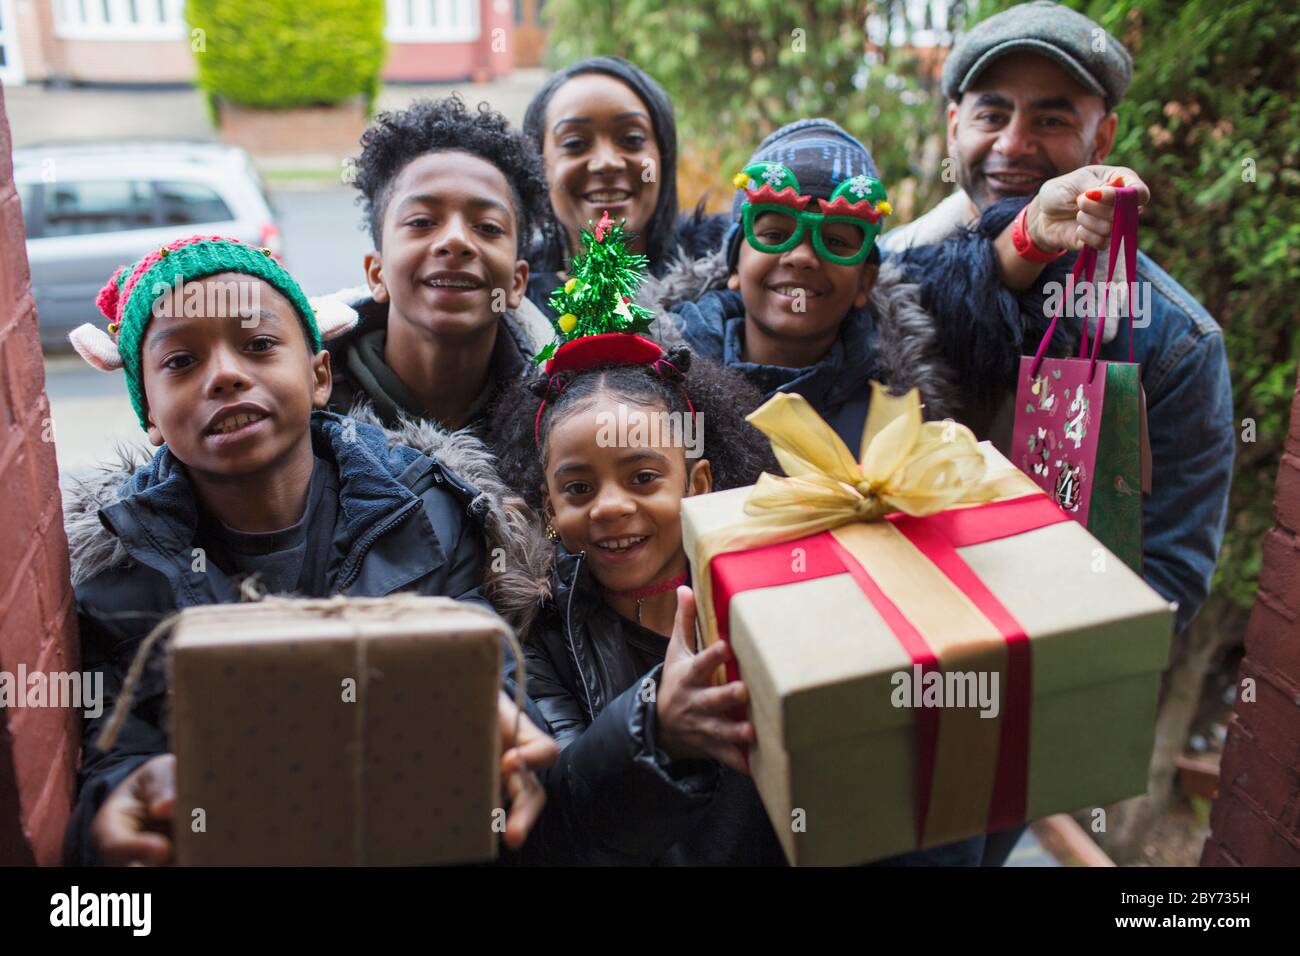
[54,0,187,41]
[385,0,480,44]
[0,0,27,85]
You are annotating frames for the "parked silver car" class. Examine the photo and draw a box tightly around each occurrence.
[15,141,283,351]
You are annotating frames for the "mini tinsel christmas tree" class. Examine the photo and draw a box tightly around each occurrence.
[534,211,656,364]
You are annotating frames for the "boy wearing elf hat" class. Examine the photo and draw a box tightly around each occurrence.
[62,236,555,865]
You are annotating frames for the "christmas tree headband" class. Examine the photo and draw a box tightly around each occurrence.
[732,161,892,265]
[532,211,692,446]
[68,235,360,430]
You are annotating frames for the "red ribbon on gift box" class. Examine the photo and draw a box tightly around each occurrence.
[708,492,1069,846]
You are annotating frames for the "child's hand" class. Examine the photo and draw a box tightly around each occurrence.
[497,692,558,850]
[1028,165,1150,253]
[90,753,176,866]
[655,586,755,774]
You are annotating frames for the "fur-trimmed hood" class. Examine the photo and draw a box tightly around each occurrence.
[344,402,551,631]
[636,248,959,420]
[63,407,550,633]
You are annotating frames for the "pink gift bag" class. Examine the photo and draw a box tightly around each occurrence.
[1011,186,1151,574]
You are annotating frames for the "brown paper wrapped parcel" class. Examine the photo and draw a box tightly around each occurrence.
[169,596,504,866]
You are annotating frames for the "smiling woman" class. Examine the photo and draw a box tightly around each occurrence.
[522,56,730,318]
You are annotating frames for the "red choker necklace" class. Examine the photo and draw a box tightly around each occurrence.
[605,571,689,601]
[605,571,689,627]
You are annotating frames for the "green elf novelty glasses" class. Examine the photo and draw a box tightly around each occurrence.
[733,161,892,266]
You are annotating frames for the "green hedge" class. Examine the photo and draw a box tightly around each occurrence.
[187,0,385,110]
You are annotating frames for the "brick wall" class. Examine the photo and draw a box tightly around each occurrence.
[0,82,79,866]
[56,38,196,84]
[23,3,515,86]
[383,42,480,83]
[1202,370,1300,866]
[475,0,514,80]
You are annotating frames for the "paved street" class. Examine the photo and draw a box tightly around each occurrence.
[1007,828,1061,867]
[4,71,547,151]
[273,185,373,297]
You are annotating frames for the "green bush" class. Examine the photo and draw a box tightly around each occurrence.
[544,0,959,218]
[547,0,1300,612]
[187,0,386,109]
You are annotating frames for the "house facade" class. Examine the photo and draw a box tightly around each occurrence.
[0,0,523,87]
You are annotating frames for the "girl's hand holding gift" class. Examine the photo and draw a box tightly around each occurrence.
[655,586,756,774]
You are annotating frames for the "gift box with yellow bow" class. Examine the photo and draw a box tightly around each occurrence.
[681,384,1173,866]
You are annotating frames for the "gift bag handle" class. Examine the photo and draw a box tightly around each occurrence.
[1027,185,1140,381]
[1027,246,1096,379]
[1082,186,1140,381]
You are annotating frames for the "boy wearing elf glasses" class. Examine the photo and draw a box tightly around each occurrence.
[659,118,1145,452]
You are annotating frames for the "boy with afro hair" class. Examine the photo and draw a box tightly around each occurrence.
[321,95,554,438]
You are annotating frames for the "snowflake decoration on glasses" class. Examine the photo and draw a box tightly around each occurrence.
[846,175,874,200]
[760,165,787,189]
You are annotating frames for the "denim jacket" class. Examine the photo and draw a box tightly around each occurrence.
[890,195,1234,633]
[1104,251,1234,632]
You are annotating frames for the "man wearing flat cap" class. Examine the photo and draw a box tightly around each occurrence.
[884,0,1234,866]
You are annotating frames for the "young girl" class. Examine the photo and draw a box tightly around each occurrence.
[521,56,728,318]
[495,214,989,866]
[491,333,786,865]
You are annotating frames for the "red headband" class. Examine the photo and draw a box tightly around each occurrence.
[533,334,695,447]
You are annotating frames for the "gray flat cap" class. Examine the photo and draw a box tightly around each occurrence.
[943,1,1133,110]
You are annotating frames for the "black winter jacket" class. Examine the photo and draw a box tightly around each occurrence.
[315,288,555,436]
[62,412,493,865]
[507,548,788,866]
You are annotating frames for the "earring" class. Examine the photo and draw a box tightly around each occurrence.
[545,522,558,541]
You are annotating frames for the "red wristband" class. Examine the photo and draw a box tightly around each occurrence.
[1011,203,1067,263]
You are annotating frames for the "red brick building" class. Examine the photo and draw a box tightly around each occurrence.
[1202,372,1300,866]
[0,81,79,867]
[0,0,518,87]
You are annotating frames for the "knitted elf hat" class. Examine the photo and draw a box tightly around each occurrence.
[724,118,893,268]
[69,235,360,430]
[532,211,689,444]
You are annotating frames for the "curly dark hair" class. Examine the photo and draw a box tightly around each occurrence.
[348,95,549,249]
[490,346,778,511]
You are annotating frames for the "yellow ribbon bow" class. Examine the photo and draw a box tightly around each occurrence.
[690,384,1033,661]
[738,383,1002,540]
